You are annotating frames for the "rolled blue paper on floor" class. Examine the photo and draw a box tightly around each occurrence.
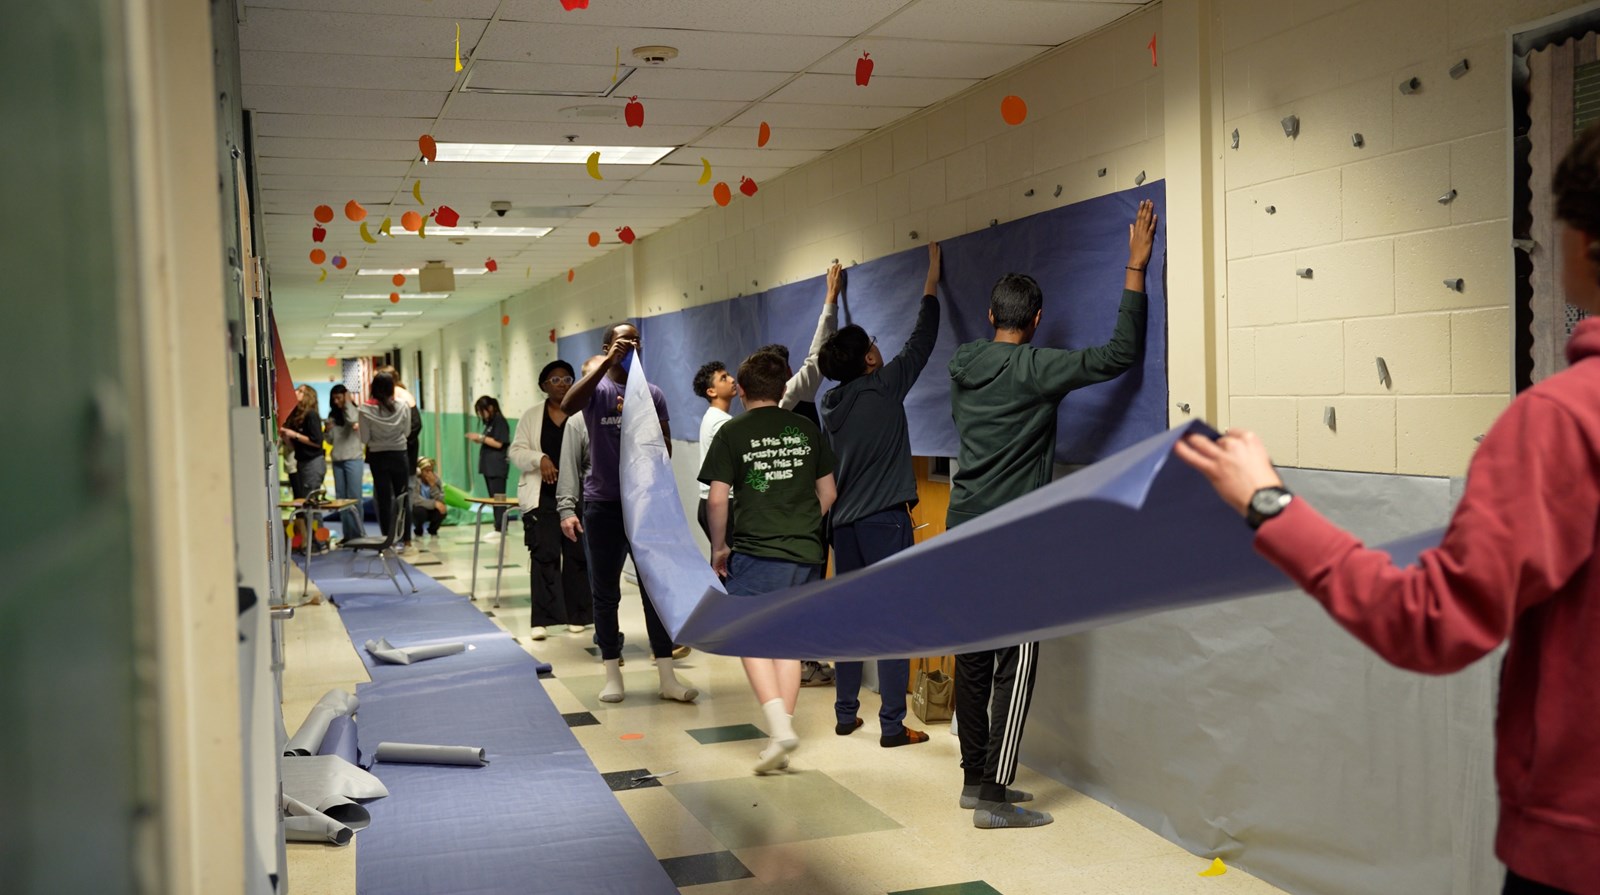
[620,358,1443,660]
[373,742,488,767]
[364,637,468,665]
[317,713,359,767]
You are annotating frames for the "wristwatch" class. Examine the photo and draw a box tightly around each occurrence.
[1246,486,1293,530]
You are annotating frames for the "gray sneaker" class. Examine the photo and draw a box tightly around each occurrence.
[960,785,1034,809]
[973,801,1053,829]
[800,660,835,687]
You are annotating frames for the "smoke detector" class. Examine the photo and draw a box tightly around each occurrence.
[631,45,679,65]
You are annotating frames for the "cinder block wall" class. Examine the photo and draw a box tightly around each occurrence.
[403,0,1576,478]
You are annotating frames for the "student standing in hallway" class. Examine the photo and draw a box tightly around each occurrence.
[693,360,737,545]
[325,383,365,543]
[700,351,837,774]
[466,395,511,538]
[510,361,592,640]
[947,200,1155,829]
[282,385,327,550]
[562,326,698,704]
[359,372,414,543]
[817,247,940,748]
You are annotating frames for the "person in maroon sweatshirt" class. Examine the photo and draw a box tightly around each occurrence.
[1175,127,1600,895]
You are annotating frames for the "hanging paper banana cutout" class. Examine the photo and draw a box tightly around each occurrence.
[318,268,327,282]
[378,216,393,237]
[359,222,376,244]
[412,181,425,205]
[454,23,463,73]
[418,217,428,239]
[585,151,603,180]
[698,157,712,185]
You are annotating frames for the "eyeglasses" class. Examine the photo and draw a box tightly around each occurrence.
[870,335,878,347]
[543,376,575,386]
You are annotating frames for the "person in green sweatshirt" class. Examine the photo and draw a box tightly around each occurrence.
[947,198,1157,830]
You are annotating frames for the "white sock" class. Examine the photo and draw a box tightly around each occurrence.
[599,659,624,703]
[761,698,798,748]
[657,658,698,702]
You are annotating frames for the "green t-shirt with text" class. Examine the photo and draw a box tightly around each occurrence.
[698,406,835,565]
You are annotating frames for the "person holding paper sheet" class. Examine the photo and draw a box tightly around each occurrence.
[700,351,837,774]
[1175,131,1600,895]
[946,199,1155,829]
[562,326,698,704]
[817,247,942,748]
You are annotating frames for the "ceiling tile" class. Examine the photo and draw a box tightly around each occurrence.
[622,67,793,103]
[875,0,1135,46]
[445,92,745,125]
[691,126,868,151]
[244,0,504,17]
[241,50,462,91]
[727,103,916,129]
[662,147,824,169]
[255,157,413,177]
[243,85,447,118]
[808,38,1043,79]
[433,118,707,146]
[630,163,790,182]
[766,73,977,107]
[464,61,620,95]
[239,7,490,58]
[498,0,913,37]
[255,137,419,160]
[475,21,848,72]
[254,113,439,141]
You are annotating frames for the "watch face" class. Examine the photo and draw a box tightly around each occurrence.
[1252,488,1286,516]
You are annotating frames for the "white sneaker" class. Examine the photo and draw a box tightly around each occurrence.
[483,530,501,543]
[530,626,548,640]
[567,624,588,634]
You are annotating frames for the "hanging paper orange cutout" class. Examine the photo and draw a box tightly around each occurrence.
[501,315,510,326]
[310,249,327,265]
[567,269,575,282]
[392,274,407,287]
[758,121,771,147]
[402,210,424,232]
[454,23,463,73]
[712,182,732,206]
[419,135,438,164]
[1149,33,1159,67]
[344,200,367,222]
[314,204,334,223]
[588,231,601,247]
[389,292,401,303]
[327,356,338,367]
[1000,95,1028,126]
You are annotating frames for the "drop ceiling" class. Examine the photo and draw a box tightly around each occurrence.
[239,0,1150,356]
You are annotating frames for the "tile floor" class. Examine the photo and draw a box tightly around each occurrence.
[280,526,1291,895]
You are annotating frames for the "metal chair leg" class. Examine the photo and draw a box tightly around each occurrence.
[394,549,418,593]
[377,550,404,596]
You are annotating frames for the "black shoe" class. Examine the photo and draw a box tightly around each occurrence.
[835,717,863,736]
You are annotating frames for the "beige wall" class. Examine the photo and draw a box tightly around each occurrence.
[406,0,1574,478]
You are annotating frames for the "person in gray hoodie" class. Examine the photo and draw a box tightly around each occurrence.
[358,372,414,541]
[816,244,941,749]
[944,199,1156,830]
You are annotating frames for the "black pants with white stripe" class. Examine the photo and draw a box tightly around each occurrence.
[955,642,1039,803]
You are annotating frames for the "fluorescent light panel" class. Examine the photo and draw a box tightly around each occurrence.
[434,142,673,165]
[358,267,488,276]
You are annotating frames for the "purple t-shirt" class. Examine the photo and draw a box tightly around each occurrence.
[583,375,669,503]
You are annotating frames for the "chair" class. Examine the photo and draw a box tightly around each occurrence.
[342,501,417,595]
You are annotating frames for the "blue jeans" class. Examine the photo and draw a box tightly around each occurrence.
[331,459,365,538]
[831,507,915,735]
[583,501,674,660]
[725,552,822,597]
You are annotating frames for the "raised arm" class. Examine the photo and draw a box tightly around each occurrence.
[779,265,841,409]
[562,337,631,414]
[881,243,942,399]
[1033,205,1155,396]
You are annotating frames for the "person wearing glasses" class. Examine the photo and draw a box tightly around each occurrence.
[510,360,592,640]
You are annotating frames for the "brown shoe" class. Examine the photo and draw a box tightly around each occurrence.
[880,727,930,748]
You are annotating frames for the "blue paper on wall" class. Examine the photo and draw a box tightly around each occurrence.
[619,354,1441,661]
[561,182,1169,466]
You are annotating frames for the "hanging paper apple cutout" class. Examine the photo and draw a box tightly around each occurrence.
[616,226,636,244]
[549,328,557,343]
[331,255,347,269]
[312,225,327,243]
[432,205,460,227]
[485,258,498,272]
[855,52,874,86]
[624,96,644,128]
[559,0,589,9]
[739,177,758,197]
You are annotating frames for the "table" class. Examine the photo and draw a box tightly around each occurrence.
[465,496,521,608]
[279,498,358,600]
